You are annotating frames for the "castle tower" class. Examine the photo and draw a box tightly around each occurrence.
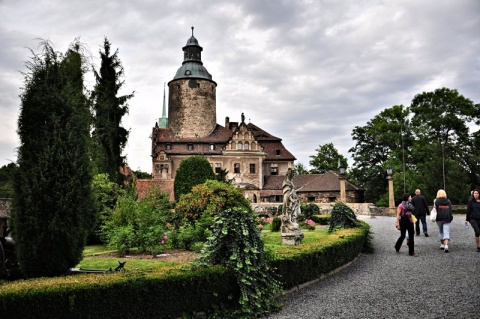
[167,27,217,138]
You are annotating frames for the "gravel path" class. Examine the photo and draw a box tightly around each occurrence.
[265,215,480,319]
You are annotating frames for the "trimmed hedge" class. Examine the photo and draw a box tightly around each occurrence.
[0,222,370,318]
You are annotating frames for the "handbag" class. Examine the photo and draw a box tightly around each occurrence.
[412,214,417,223]
[430,206,437,222]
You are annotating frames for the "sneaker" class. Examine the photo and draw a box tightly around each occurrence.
[444,246,449,253]
[424,233,429,237]
[440,244,445,250]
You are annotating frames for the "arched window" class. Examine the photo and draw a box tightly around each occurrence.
[237,142,243,150]
[244,142,249,150]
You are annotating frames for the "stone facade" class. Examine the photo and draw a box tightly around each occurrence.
[168,79,216,139]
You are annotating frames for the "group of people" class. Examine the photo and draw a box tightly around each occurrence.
[394,188,480,256]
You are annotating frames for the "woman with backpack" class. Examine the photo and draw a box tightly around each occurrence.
[435,189,453,253]
[395,193,418,256]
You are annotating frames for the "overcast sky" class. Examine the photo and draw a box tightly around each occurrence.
[1,0,479,173]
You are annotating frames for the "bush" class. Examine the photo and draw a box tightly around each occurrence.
[197,207,282,318]
[328,202,359,232]
[174,156,216,200]
[271,217,282,232]
[101,185,173,255]
[301,203,320,219]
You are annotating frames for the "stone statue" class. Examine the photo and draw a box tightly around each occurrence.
[281,168,304,245]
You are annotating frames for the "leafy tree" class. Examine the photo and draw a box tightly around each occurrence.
[309,143,348,174]
[89,173,125,244]
[409,88,478,203]
[133,169,152,179]
[0,163,17,198]
[12,40,94,277]
[294,162,309,175]
[174,156,215,200]
[91,38,133,185]
[349,105,411,204]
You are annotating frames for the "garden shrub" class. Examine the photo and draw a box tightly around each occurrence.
[301,202,320,219]
[197,207,282,318]
[271,217,281,232]
[328,202,359,232]
[101,185,172,255]
[172,180,252,249]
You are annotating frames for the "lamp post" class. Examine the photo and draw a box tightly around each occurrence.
[386,166,395,216]
[338,165,346,202]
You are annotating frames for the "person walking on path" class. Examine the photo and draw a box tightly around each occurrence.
[395,193,417,256]
[465,189,480,252]
[411,189,429,237]
[435,189,453,253]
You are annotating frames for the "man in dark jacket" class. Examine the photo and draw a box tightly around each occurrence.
[412,189,429,236]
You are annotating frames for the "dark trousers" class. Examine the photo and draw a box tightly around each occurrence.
[415,213,427,235]
[395,218,415,255]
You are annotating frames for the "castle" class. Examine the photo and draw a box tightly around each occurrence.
[137,28,363,204]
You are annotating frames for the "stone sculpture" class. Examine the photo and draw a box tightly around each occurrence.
[281,168,304,245]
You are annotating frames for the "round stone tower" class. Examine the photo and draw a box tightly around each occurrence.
[167,27,217,138]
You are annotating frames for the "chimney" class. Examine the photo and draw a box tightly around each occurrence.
[225,116,230,128]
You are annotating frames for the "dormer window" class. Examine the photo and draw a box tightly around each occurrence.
[188,144,194,151]
[276,150,281,156]
[185,70,192,76]
[166,144,171,150]
[210,144,215,150]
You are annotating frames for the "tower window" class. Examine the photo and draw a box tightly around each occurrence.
[234,163,240,174]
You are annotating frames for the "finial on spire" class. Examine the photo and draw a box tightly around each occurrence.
[191,26,194,36]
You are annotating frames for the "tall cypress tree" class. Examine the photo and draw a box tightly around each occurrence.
[91,38,133,185]
[12,40,94,277]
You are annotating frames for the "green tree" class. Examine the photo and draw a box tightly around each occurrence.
[174,156,215,200]
[309,143,348,174]
[349,105,411,204]
[12,40,94,277]
[294,162,309,175]
[0,163,17,198]
[409,88,477,203]
[91,38,133,185]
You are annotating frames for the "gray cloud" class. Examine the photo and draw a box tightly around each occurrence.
[1,0,479,172]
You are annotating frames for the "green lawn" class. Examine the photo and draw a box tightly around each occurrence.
[77,228,338,271]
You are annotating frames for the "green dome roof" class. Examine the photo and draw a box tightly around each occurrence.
[170,27,216,85]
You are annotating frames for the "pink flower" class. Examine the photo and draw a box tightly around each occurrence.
[161,240,165,245]
[163,235,168,240]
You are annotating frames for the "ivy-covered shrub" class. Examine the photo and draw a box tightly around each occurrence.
[197,207,282,318]
[328,202,359,232]
[171,180,252,250]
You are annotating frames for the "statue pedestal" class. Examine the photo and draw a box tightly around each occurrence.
[281,230,304,246]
